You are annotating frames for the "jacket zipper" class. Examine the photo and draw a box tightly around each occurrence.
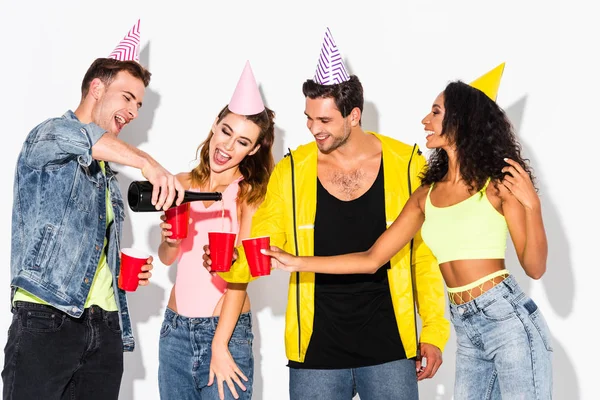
[288,150,302,359]
[407,143,420,359]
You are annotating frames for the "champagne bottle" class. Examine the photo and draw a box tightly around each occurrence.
[127,181,222,212]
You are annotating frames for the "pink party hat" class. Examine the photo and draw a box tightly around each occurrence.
[108,19,141,62]
[313,27,350,85]
[228,61,265,115]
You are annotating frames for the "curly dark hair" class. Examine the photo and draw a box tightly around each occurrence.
[302,75,364,124]
[420,80,536,192]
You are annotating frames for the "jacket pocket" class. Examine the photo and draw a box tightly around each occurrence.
[32,224,57,271]
[72,167,97,213]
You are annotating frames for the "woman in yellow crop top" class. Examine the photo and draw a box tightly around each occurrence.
[264,80,553,399]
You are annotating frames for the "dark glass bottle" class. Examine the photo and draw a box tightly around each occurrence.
[127,181,222,212]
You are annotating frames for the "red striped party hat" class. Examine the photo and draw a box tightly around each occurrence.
[108,19,141,62]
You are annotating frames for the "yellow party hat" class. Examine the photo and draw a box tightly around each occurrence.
[469,63,505,101]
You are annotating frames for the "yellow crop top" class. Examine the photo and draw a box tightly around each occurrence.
[421,179,508,264]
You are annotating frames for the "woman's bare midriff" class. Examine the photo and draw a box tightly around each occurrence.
[166,286,251,317]
[440,259,508,304]
[440,258,506,287]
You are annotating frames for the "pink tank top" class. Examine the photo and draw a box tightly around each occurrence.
[174,177,242,317]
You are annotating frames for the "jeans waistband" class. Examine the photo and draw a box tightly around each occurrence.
[13,301,116,321]
[164,307,252,329]
[448,275,522,317]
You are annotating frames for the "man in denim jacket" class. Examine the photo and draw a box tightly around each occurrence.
[2,58,184,400]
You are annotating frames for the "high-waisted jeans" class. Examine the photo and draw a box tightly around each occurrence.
[449,275,553,399]
[158,308,254,400]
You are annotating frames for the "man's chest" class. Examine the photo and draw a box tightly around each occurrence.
[317,161,381,201]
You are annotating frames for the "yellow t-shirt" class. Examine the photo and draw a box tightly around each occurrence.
[13,161,118,311]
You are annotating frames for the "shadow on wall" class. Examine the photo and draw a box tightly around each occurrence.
[259,84,286,163]
[417,317,457,400]
[114,43,166,400]
[505,97,578,398]
[247,125,289,399]
[122,44,160,150]
[247,270,290,399]
[361,101,380,135]
[504,96,575,317]
[272,124,287,165]
[117,167,166,400]
[121,284,166,400]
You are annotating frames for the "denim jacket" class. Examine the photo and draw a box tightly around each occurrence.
[11,110,135,351]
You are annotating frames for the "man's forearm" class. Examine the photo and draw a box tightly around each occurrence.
[91,133,153,171]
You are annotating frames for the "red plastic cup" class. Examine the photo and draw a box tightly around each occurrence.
[208,232,237,272]
[164,203,190,240]
[119,248,150,292]
[242,236,271,277]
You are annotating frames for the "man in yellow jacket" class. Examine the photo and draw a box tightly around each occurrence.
[208,27,449,400]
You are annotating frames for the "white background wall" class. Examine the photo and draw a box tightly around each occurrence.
[0,1,597,399]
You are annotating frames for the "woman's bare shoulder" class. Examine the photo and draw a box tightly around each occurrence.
[414,184,431,198]
[412,184,431,210]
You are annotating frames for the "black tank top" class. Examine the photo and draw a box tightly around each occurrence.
[289,159,406,369]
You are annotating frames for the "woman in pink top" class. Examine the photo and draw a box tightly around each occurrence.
[156,92,275,400]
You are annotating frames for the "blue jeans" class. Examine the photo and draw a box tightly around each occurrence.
[289,358,417,400]
[158,308,254,400]
[2,302,123,400]
[450,275,553,399]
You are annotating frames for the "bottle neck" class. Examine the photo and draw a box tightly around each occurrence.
[128,181,222,212]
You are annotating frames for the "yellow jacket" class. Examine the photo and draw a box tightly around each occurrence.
[220,132,450,362]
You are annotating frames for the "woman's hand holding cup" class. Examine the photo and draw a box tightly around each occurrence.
[260,246,303,273]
